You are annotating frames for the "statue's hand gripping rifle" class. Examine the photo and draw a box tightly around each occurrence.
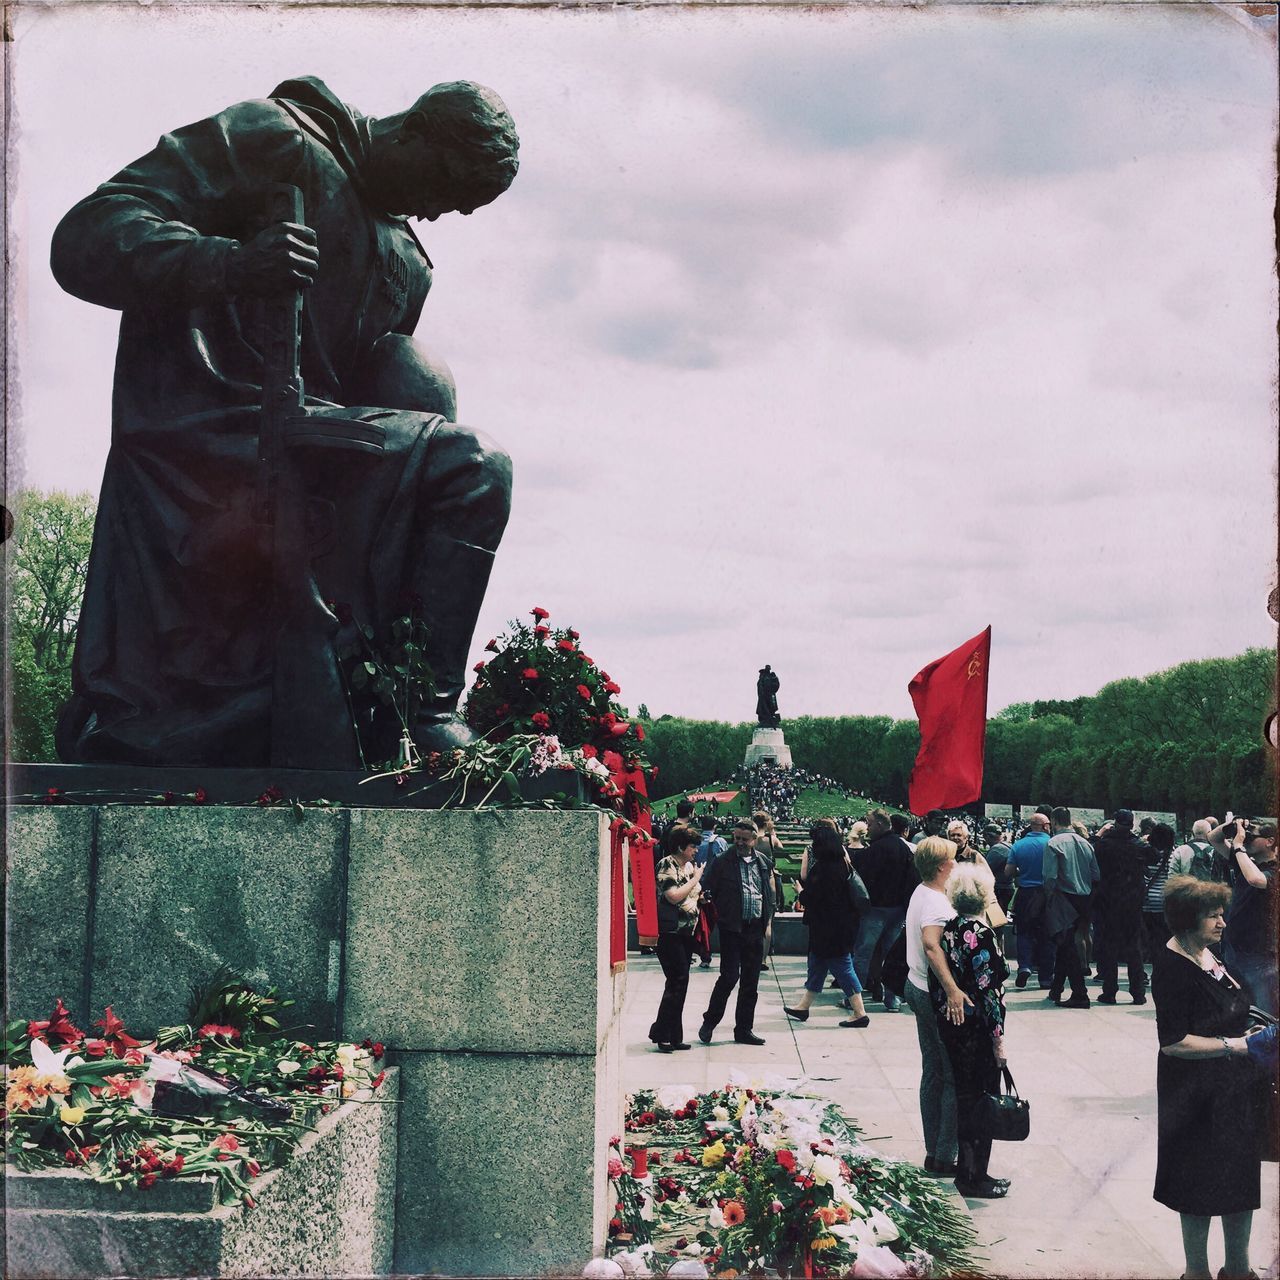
[256,183,386,769]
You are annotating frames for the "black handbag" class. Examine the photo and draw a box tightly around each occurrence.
[974,1066,1030,1142]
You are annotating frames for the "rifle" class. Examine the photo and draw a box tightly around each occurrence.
[257,183,385,769]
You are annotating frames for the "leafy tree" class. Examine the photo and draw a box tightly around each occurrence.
[8,490,96,761]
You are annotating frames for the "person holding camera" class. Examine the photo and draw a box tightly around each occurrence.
[1212,817,1278,1017]
[1152,876,1268,1280]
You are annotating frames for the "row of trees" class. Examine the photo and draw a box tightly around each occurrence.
[642,648,1275,821]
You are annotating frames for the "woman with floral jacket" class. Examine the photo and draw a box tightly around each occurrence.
[929,861,1011,1199]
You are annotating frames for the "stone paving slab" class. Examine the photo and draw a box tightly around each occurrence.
[621,954,1280,1280]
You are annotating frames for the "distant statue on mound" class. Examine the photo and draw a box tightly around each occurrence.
[50,76,519,769]
[756,665,781,729]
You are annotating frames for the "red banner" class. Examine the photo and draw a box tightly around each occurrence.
[907,626,991,815]
[606,751,657,962]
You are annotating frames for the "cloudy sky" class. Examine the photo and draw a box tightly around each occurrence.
[8,2,1277,724]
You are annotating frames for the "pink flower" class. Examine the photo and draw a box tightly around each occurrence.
[211,1133,240,1154]
[607,1156,626,1179]
[963,929,978,950]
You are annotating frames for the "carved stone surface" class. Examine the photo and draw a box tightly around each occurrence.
[5,1070,399,1279]
[744,725,793,769]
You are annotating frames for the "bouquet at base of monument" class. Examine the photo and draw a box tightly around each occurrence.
[464,606,653,775]
[3,972,389,1209]
[605,1081,981,1278]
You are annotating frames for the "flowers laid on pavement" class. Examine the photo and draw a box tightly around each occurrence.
[4,976,389,1209]
[604,1081,980,1277]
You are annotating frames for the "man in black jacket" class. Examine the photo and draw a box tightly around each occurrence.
[699,819,775,1045]
[851,809,919,1010]
[1092,809,1149,1004]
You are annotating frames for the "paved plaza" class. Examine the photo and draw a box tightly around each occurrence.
[621,953,1279,1280]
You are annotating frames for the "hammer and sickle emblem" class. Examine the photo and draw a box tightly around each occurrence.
[967,652,983,678]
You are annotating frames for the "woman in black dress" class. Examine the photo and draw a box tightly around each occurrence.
[1153,876,1266,1280]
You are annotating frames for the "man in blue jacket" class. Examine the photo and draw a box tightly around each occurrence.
[699,819,776,1046]
[1008,812,1055,989]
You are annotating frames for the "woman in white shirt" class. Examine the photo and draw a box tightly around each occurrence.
[903,836,968,1177]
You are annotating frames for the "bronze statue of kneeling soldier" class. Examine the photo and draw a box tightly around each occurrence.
[51,77,519,769]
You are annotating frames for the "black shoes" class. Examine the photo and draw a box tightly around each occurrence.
[1046,990,1063,1002]
[1097,994,1118,1005]
[734,1031,766,1045]
[839,1016,871,1028]
[671,1042,692,1050]
[923,1155,958,1176]
[783,1007,810,1021]
[1015,972,1030,989]
[1060,995,1091,1009]
[1132,994,1148,1005]
[955,1175,1010,1198]
[698,1022,713,1045]
[656,1043,675,1053]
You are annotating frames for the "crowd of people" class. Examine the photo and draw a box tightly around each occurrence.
[644,802,1277,1272]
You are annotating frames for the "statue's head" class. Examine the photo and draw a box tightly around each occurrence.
[369,81,519,220]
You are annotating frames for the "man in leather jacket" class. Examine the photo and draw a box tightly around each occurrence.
[699,819,776,1045]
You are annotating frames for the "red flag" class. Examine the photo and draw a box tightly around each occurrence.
[907,626,991,815]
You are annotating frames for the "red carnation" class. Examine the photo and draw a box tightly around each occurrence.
[576,684,592,700]
[138,1173,158,1190]
[307,1065,328,1081]
[557,639,576,652]
[604,680,621,695]
[610,722,631,737]
[580,654,594,667]
[534,625,550,639]
[485,638,499,652]
[532,711,551,730]
[473,662,486,673]
[531,606,550,620]
[776,1148,797,1172]
[371,1069,387,1089]
[193,787,208,805]
[581,744,598,759]
[82,1038,109,1059]
[521,668,539,681]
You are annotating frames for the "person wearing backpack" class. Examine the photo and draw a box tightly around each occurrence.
[1170,820,1223,883]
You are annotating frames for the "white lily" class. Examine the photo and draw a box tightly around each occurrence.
[30,1038,82,1075]
[866,1207,900,1243]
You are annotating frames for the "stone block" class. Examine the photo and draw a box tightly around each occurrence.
[392,1052,619,1277]
[89,808,347,1035]
[6,807,96,1023]
[743,726,793,768]
[4,1069,398,1279]
[343,809,611,1054]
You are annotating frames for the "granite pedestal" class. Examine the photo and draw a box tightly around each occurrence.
[743,726,793,768]
[6,797,624,1276]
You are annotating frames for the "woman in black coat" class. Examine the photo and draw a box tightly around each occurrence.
[784,823,870,1027]
[1153,876,1267,1280]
